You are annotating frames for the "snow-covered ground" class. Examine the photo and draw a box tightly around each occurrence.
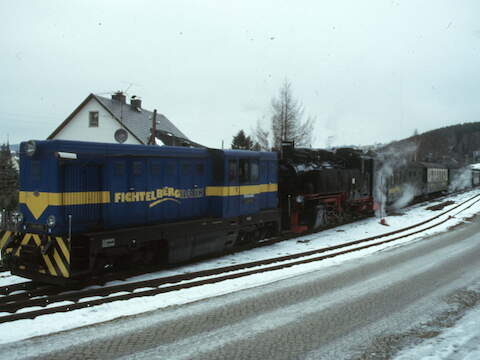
[394,299,480,360]
[1,189,480,347]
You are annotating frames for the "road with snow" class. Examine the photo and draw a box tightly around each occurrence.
[3,209,480,359]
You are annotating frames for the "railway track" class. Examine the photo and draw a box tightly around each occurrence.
[0,192,479,324]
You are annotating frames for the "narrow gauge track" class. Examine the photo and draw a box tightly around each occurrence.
[0,189,466,299]
[0,193,479,324]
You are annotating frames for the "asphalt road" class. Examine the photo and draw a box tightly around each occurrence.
[3,217,480,360]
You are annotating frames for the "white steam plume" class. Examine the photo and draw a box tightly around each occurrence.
[392,183,417,210]
[374,142,417,218]
[449,168,472,192]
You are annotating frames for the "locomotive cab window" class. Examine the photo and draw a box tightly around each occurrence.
[250,160,259,182]
[228,160,237,181]
[31,160,41,181]
[239,159,250,184]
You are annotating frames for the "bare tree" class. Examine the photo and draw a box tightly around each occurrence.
[252,119,270,151]
[270,79,314,149]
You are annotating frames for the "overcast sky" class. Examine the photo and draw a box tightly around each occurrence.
[1,0,480,148]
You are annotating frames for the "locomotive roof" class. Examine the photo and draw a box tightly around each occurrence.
[23,139,210,158]
[413,161,449,169]
[21,140,277,159]
[223,149,277,160]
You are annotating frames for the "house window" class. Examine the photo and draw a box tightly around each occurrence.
[89,111,99,127]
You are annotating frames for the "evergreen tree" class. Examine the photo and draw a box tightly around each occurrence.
[0,143,18,211]
[231,130,255,150]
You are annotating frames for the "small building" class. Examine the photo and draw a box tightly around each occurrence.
[48,92,201,147]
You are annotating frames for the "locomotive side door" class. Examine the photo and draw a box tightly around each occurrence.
[62,162,103,231]
[179,160,194,219]
[239,158,260,215]
[226,158,240,218]
[128,160,148,225]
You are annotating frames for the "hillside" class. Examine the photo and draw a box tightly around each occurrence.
[384,122,480,166]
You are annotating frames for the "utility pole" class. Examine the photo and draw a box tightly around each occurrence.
[149,109,157,145]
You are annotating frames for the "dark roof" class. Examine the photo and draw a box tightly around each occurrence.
[48,93,201,147]
[94,95,189,142]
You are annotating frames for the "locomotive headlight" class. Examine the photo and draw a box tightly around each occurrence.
[46,215,56,228]
[11,211,24,224]
[296,195,304,203]
[25,140,37,156]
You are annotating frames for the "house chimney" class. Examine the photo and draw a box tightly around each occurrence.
[130,95,142,110]
[111,91,126,103]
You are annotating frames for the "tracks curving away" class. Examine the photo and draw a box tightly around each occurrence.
[1,193,479,324]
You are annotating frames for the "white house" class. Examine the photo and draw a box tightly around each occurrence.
[48,92,200,147]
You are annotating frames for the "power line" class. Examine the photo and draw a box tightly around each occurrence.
[0,111,64,120]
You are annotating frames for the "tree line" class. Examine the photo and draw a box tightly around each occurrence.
[231,79,315,151]
[0,143,18,211]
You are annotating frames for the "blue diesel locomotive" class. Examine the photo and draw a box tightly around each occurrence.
[0,140,280,283]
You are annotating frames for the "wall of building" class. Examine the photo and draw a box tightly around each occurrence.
[52,98,141,145]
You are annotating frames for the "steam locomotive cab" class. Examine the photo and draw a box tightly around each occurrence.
[278,142,374,233]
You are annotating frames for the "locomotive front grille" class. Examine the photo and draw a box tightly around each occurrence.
[12,233,71,279]
[27,223,47,232]
[18,244,43,267]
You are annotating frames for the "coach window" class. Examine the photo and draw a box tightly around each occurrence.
[228,160,237,182]
[239,159,250,184]
[250,160,259,182]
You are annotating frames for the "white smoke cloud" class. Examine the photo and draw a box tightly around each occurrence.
[374,142,417,218]
[449,168,472,192]
[392,183,417,210]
